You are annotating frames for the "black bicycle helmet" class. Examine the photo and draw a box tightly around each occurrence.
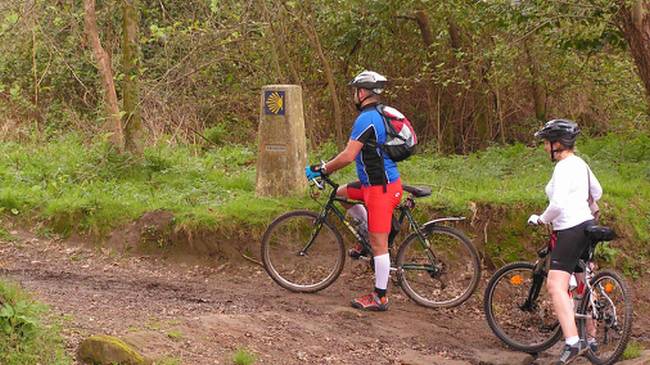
[534,119,580,148]
[348,70,387,94]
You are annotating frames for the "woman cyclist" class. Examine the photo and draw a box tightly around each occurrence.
[528,119,602,365]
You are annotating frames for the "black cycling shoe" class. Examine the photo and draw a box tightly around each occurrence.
[348,244,370,260]
[555,340,588,365]
[588,339,598,353]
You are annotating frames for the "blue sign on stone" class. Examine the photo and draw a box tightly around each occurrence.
[264,90,285,115]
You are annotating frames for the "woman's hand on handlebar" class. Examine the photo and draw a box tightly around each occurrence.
[527,214,542,226]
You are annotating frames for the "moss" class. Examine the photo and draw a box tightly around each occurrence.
[623,341,644,360]
[166,330,183,342]
[76,335,147,365]
[232,348,256,365]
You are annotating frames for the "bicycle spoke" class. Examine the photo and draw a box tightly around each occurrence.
[581,270,632,365]
[484,262,561,352]
[397,226,480,308]
[261,211,345,292]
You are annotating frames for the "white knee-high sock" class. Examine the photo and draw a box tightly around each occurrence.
[566,336,580,346]
[374,253,390,290]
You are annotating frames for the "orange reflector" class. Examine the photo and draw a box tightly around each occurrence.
[604,282,615,294]
[510,275,524,286]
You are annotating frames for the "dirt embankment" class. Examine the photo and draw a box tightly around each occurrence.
[0,208,648,364]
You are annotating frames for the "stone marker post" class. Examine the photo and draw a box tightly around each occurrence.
[256,85,307,197]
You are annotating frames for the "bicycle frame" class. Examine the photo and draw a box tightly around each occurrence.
[574,261,620,331]
[301,175,437,269]
[521,240,619,326]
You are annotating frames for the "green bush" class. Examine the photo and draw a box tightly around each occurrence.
[204,124,229,146]
[595,243,619,264]
[0,280,71,365]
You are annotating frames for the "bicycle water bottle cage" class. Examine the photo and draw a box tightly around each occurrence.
[585,225,615,243]
[403,185,432,198]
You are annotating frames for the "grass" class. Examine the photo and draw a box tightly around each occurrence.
[623,340,645,360]
[0,226,15,242]
[0,133,648,264]
[166,329,183,341]
[0,133,307,237]
[0,279,71,365]
[146,318,163,331]
[155,357,182,365]
[232,347,256,365]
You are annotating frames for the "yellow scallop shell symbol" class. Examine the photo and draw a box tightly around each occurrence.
[266,92,284,114]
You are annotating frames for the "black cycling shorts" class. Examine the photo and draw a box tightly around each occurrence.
[550,220,595,274]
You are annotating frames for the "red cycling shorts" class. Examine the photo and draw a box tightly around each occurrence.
[346,178,403,233]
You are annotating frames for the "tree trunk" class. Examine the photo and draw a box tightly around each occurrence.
[436,90,442,153]
[276,4,302,85]
[121,0,143,154]
[259,1,286,82]
[403,11,439,147]
[31,3,38,110]
[414,10,433,48]
[448,18,468,75]
[295,15,344,146]
[84,0,124,151]
[25,0,42,126]
[617,1,650,111]
[495,86,506,144]
[447,17,469,152]
[523,39,546,121]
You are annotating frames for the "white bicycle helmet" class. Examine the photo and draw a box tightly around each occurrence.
[348,70,387,95]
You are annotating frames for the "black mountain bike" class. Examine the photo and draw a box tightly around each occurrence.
[483,225,633,365]
[261,173,481,308]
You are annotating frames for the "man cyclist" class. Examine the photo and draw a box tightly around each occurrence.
[528,119,602,364]
[306,70,402,311]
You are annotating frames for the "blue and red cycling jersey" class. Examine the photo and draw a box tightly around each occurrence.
[350,104,400,186]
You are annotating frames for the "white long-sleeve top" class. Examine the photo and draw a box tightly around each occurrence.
[540,155,603,230]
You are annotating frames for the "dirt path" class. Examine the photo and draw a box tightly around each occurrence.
[0,232,647,365]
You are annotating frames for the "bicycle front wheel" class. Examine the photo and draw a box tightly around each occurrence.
[483,262,562,353]
[580,269,633,365]
[396,225,480,308]
[261,210,345,293]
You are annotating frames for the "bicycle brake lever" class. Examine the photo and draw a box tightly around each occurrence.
[310,177,324,190]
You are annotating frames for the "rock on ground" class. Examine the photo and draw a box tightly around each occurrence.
[399,349,471,365]
[473,348,535,365]
[77,335,147,365]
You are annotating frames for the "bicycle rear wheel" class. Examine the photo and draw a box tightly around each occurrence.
[261,210,345,293]
[396,225,480,308]
[579,269,633,365]
[483,262,562,353]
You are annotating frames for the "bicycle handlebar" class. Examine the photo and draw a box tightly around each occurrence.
[308,173,338,191]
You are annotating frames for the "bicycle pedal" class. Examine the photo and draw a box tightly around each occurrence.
[349,249,370,260]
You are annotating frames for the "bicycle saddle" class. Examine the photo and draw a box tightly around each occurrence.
[585,225,616,242]
[403,185,432,198]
